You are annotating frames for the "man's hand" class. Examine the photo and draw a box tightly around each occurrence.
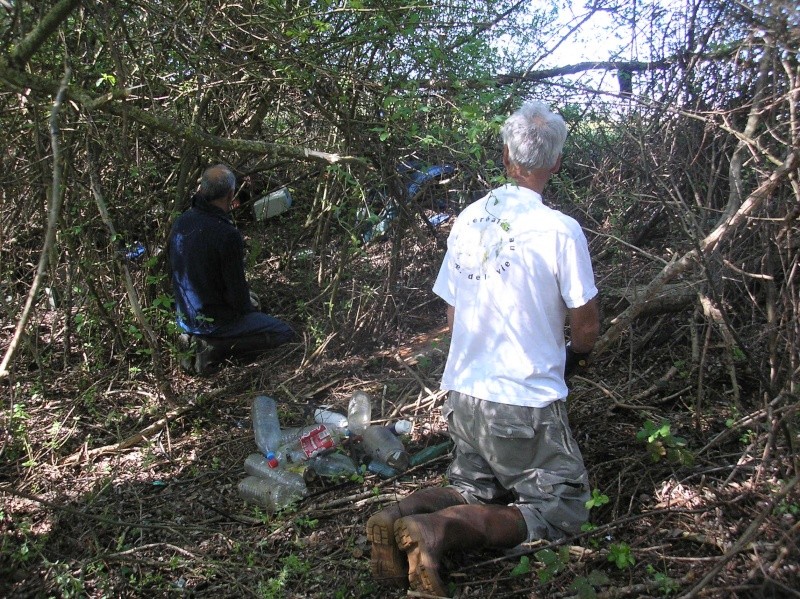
[249,290,261,311]
[566,297,600,379]
[565,342,591,379]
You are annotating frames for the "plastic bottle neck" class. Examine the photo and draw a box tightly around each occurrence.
[266,452,279,468]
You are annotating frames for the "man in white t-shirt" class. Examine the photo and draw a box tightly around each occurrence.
[366,101,600,596]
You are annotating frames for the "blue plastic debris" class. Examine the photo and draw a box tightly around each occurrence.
[360,161,455,243]
[122,242,146,262]
[428,213,450,227]
[403,163,456,198]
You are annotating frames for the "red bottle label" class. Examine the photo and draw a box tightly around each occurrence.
[299,425,334,458]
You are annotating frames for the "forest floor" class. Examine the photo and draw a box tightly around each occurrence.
[1,212,798,599]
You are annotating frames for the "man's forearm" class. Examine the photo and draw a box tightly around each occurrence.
[568,297,600,353]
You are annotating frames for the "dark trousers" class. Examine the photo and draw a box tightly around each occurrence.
[199,312,296,362]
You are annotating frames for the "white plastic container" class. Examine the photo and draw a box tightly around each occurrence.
[253,187,292,220]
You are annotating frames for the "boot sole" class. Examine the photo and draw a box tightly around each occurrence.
[366,511,408,587]
[394,517,450,597]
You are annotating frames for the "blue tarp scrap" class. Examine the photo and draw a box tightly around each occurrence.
[397,161,456,198]
[360,162,455,243]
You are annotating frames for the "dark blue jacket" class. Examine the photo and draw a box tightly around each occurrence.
[168,197,253,334]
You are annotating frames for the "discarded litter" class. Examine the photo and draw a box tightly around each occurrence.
[359,161,455,243]
[386,419,413,435]
[428,212,450,227]
[409,440,453,467]
[362,425,410,471]
[239,392,446,507]
[253,187,292,220]
[273,423,340,466]
[237,474,307,513]
[120,241,146,262]
[347,391,372,436]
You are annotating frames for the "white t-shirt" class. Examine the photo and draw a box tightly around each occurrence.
[433,184,598,407]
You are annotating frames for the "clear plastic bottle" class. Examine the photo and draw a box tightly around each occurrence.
[237,474,307,513]
[362,425,410,471]
[279,422,348,447]
[274,423,338,465]
[347,391,372,436]
[313,408,349,434]
[367,459,399,478]
[307,452,358,478]
[244,453,310,491]
[252,396,282,461]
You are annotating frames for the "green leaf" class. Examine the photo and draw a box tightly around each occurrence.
[535,548,558,566]
[570,577,597,599]
[510,555,531,577]
[608,543,635,570]
[586,488,610,509]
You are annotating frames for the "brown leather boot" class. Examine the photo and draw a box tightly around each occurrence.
[366,487,464,587]
[394,504,528,597]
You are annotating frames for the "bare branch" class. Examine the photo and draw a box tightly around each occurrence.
[0,62,366,166]
[9,0,82,67]
[0,68,71,379]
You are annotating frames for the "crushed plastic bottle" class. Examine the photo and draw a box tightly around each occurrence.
[347,391,372,436]
[252,396,282,466]
[313,408,349,436]
[244,453,309,490]
[273,423,338,465]
[362,425,410,471]
[237,474,307,513]
[307,452,358,478]
[279,422,348,447]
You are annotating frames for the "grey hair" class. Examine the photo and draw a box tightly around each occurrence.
[501,102,567,170]
[200,164,236,201]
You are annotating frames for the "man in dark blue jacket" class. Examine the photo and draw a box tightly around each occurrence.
[168,164,295,374]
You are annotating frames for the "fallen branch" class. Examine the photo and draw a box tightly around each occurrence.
[86,136,170,394]
[594,150,798,357]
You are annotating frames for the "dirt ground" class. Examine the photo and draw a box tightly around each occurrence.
[1,212,798,598]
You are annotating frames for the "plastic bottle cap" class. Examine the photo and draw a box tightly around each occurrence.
[390,420,413,435]
[266,452,279,468]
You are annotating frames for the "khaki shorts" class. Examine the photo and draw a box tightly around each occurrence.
[442,391,590,542]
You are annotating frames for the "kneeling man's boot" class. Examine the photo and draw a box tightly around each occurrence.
[366,487,464,588]
[394,504,527,597]
[178,334,219,375]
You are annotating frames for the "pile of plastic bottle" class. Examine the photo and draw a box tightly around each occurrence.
[237,392,428,512]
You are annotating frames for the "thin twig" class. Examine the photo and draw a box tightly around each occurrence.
[0,67,70,379]
[679,475,799,599]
